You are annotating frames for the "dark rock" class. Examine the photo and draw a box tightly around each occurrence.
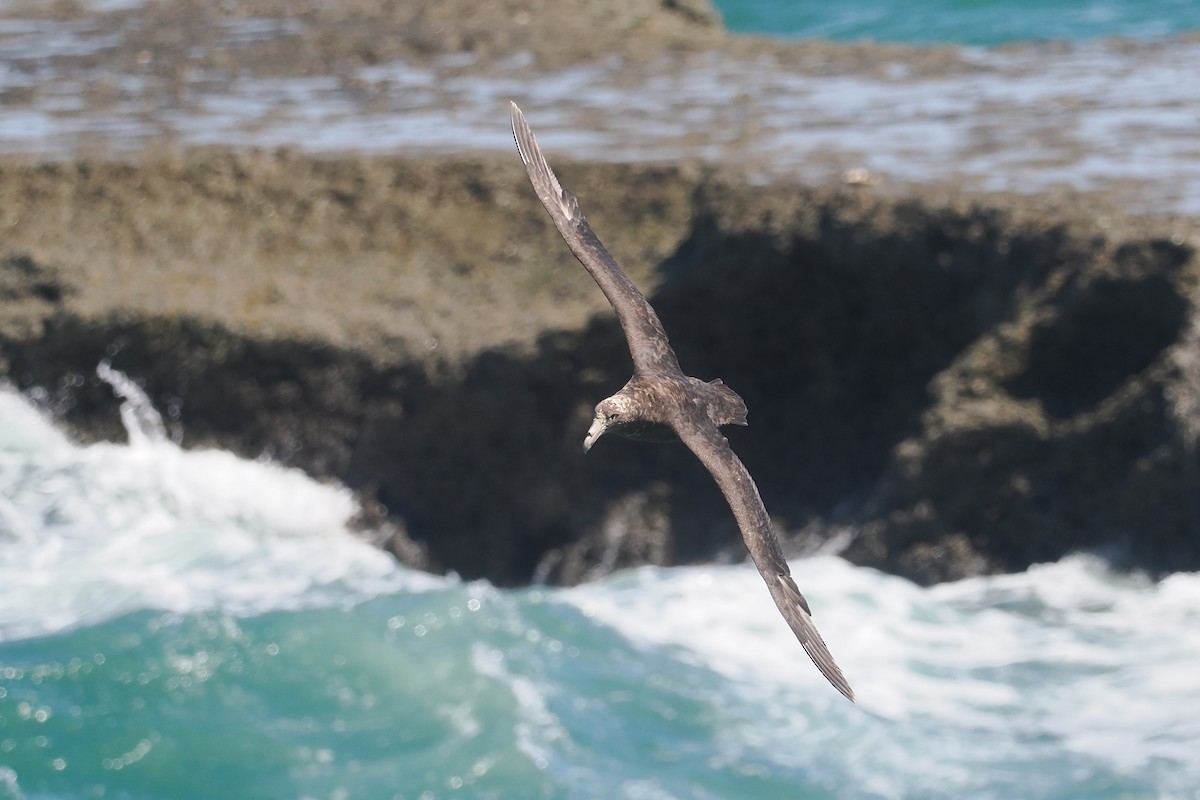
[1,153,1197,586]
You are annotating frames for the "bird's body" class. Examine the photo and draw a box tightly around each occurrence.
[511,102,854,702]
[591,374,747,446]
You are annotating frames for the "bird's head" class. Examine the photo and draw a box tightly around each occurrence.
[583,396,628,453]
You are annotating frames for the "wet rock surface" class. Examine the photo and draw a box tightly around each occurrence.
[4,1,1199,214]
[3,0,1200,586]
[2,150,1197,586]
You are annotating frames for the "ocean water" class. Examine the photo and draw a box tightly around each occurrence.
[2,371,1199,799]
[712,0,1200,44]
[3,6,1200,793]
[5,3,1200,215]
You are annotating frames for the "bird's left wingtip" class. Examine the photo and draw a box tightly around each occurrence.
[811,643,856,703]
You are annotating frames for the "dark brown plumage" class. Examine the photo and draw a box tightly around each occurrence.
[511,102,854,702]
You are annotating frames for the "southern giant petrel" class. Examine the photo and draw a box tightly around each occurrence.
[511,102,854,701]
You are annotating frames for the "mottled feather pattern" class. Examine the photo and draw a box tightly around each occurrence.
[702,378,749,427]
[511,102,854,702]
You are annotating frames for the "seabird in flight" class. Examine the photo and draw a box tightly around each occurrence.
[510,102,854,701]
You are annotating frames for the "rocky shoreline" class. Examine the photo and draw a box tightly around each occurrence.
[2,147,1197,586]
[2,0,1199,586]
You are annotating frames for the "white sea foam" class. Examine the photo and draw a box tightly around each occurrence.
[0,381,442,643]
[2,13,1199,215]
[568,554,1200,796]
[3,363,1199,796]
[95,360,168,445]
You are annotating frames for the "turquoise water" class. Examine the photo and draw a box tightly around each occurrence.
[712,0,1200,44]
[4,3,1200,794]
[4,1,1200,215]
[3,371,1200,798]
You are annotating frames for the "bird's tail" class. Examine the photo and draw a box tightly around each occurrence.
[707,378,748,427]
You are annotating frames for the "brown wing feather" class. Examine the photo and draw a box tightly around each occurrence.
[672,416,855,701]
[510,102,681,376]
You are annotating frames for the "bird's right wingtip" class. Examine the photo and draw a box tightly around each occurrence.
[509,101,521,135]
[509,101,533,166]
[510,101,530,139]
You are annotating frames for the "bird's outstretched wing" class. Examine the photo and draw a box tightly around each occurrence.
[672,415,855,701]
[510,102,681,375]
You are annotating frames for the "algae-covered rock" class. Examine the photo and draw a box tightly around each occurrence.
[2,151,1198,586]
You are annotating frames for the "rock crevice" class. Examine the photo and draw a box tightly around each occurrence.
[2,154,1197,585]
